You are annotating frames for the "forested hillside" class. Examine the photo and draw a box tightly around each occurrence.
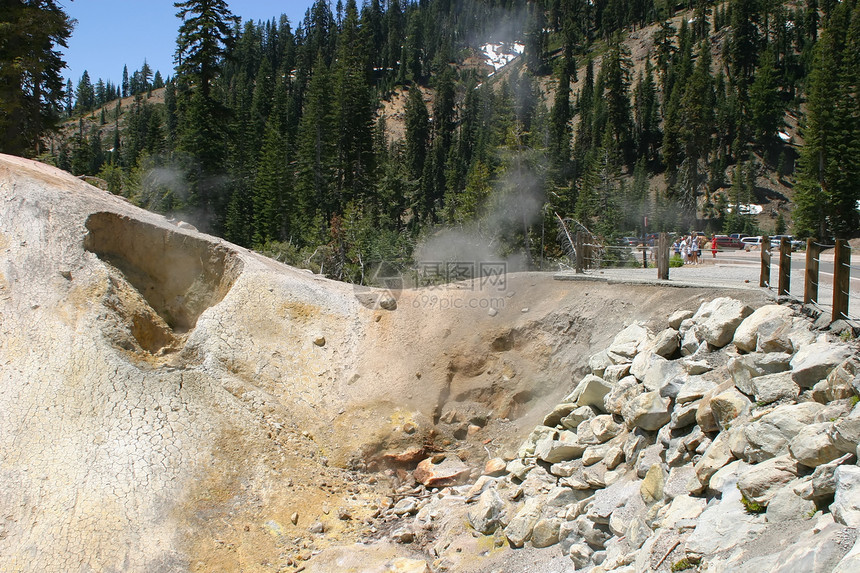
[38,0,860,281]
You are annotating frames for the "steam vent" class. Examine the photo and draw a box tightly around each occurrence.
[1,153,859,572]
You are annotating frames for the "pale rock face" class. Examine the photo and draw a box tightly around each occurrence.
[649,328,680,358]
[766,482,817,522]
[694,432,735,488]
[696,380,735,433]
[560,405,597,430]
[728,352,793,394]
[709,387,751,430]
[630,350,685,393]
[530,517,562,548]
[812,357,860,403]
[743,401,825,463]
[534,430,587,464]
[684,483,767,559]
[832,404,860,454]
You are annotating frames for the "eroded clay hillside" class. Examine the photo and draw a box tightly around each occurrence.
[6,153,847,573]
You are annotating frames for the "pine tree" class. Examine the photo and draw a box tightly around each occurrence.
[0,1,72,155]
[794,8,860,239]
[749,45,783,143]
[252,117,289,245]
[404,86,429,182]
[294,55,337,242]
[174,0,239,99]
[333,0,374,208]
[75,71,95,112]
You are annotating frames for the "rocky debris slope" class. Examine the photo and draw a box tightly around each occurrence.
[358,298,860,572]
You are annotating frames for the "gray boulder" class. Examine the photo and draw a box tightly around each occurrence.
[728,352,793,394]
[694,432,735,489]
[622,391,672,431]
[650,328,680,358]
[668,309,695,330]
[692,297,754,348]
[603,375,643,416]
[530,517,562,548]
[743,402,825,463]
[832,465,860,527]
[559,405,596,430]
[630,350,685,393]
[832,405,860,455]
[766,482,817,522]
[737,455,801,505]
[789,422,842,468]
[791,341,854,388]
[468,488,505,534]
[569,374,613,410]
[709,387,751,430]
[733,304,794,353]
[504,497,543,548]
[749,371,800,405]
[684,482,767,559]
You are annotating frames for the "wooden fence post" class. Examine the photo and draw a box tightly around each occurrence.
[778,237,791,296]
[832,239,850,322]
[804,238,819,304]
[657,232,669,280]
[760,235,771,288]
[575,232,584,274]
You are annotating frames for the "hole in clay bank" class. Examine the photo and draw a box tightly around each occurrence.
[84,212,242,334]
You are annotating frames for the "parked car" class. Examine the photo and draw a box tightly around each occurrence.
[620,237,640,246]
[770,235,805,250]
[713,235,743,249]
[742,236,764,250]
[730,233,749,240]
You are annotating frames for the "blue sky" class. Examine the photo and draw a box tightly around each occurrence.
[59,0,314,88]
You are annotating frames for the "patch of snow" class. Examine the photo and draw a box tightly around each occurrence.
[726,204,764,215]
[480,42,525,71]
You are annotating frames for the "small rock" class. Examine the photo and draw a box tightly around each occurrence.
[379,296,397,310]
[391,527,414,543]
[291,512,299,525]
[309,521,325,534]
[313,336,326,346]
[413,455,471,488]
[483,458,507,476]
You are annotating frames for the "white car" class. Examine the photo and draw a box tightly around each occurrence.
[741,236,764,250]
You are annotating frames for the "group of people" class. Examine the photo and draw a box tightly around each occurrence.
[673,235,708,265]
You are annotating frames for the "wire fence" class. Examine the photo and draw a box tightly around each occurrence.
[558,229,858,324]
[761,239,858,322]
